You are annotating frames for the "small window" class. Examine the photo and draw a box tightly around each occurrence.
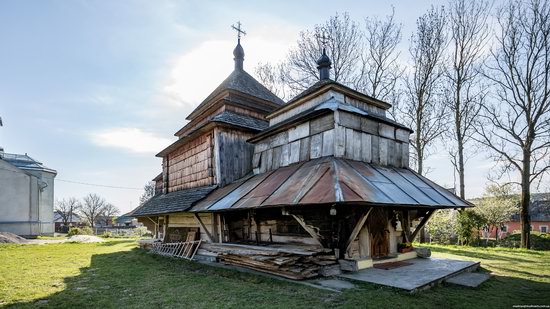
[540,226,548,233]
[501,225,508,232]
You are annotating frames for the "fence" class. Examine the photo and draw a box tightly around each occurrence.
[150,240,202,260]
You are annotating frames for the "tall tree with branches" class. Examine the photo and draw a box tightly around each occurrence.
[477,0,550,249]
[55,197,80,227]
[444,0,491,199]
[400,6,448,176]
[355,8,403,107]
[254,12,362,98]
[79,193,108,228]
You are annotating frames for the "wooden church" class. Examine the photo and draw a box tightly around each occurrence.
[131,28,471,278]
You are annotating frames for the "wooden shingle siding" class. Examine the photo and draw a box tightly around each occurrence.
[167,133,215,192]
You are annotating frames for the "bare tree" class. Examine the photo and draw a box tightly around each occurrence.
[444,0,491,199]
[98,203,119,227]
[283,12,362,93]
[477,0,550,249]
[55,197,80,227]
[355,8,403,106]
[400,6,448,176]
[79,193,108,228]
[139,181,156,206]
[254,62,290,101]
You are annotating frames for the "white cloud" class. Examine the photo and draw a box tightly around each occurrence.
[90,127,173,154]
[161,29,297,108]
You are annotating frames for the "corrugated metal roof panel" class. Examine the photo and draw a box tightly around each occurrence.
[188,157,472,212]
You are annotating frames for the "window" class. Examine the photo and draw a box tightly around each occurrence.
[540,225,548,233]
[501,225,508,233]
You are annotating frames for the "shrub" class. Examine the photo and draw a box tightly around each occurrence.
[80,227,94,235]
[67,227,80,237]
[67,226,94,237]
[499,232,550,250]
[456,209,486,245]
[101,231,113,238]
[426,209,458,244]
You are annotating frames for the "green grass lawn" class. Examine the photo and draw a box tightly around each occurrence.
[0,241,548,308]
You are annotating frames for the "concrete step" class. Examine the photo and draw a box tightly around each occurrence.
[445,272,492,287]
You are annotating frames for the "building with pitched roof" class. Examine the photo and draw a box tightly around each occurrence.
[0,150,57,236]
[131,36,471,275]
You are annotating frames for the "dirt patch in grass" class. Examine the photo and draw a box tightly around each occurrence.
[0,232,28,244]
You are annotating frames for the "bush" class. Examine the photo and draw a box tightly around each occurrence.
[500,232,550,250]
[101,231,113,238]
[426,209,458,244]
[67,226,94,237]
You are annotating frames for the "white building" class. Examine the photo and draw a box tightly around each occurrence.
[0,150,57,237]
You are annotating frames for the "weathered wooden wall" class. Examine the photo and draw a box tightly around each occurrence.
[167,213,214,242]
[167,132,215,192]
[214,128,255,186]
[253,110,410,174]
[334,110,410,167]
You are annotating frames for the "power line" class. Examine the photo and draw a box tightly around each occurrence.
[56,179,143,190]
[0,166,143,190]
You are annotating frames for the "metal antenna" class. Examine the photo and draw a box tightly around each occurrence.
[231,21,247,41]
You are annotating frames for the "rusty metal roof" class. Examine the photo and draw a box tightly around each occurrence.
[190,157,472,212]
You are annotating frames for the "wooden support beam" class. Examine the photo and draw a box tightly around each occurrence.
[401,210,411,243]
[290,214,324,247]
[345,208,373,256]
[194,213,214,243]
[410,210,435,242]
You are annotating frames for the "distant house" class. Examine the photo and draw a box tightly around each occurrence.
[92,214,141,228]
[53,212,84,233]
[113,214,140,228]
[0,150,57,237]
[481,193,549,239]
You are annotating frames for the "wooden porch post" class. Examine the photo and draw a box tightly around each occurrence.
[401,210,411,243]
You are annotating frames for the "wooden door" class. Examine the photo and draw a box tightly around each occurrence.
[367,208,389,259]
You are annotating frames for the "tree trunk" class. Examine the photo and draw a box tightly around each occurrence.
[520,149,531,249]
[457,137,465,199]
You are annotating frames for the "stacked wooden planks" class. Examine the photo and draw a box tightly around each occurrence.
[200,243,340,280]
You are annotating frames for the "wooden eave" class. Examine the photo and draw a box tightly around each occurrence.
[267,83,392,120]
[186,89,281,122]
[158,121,261,158]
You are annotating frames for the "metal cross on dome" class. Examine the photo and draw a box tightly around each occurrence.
[317,28,330,48]
[231,21,247,40]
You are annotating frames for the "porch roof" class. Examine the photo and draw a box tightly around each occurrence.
[189,157,472,212]
[131,185,217,216]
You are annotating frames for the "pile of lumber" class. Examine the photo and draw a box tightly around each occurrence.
[199,243,340,280]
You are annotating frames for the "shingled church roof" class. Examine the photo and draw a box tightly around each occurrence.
[186,69,284,121]
[131,185,217,216]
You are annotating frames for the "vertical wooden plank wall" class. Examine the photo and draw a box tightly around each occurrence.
[253,110,410,174]
[214,128,255,186]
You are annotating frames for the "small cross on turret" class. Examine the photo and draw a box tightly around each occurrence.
[231,21,247,41]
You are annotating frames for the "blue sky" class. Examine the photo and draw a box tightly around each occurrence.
[0,0,529,213]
